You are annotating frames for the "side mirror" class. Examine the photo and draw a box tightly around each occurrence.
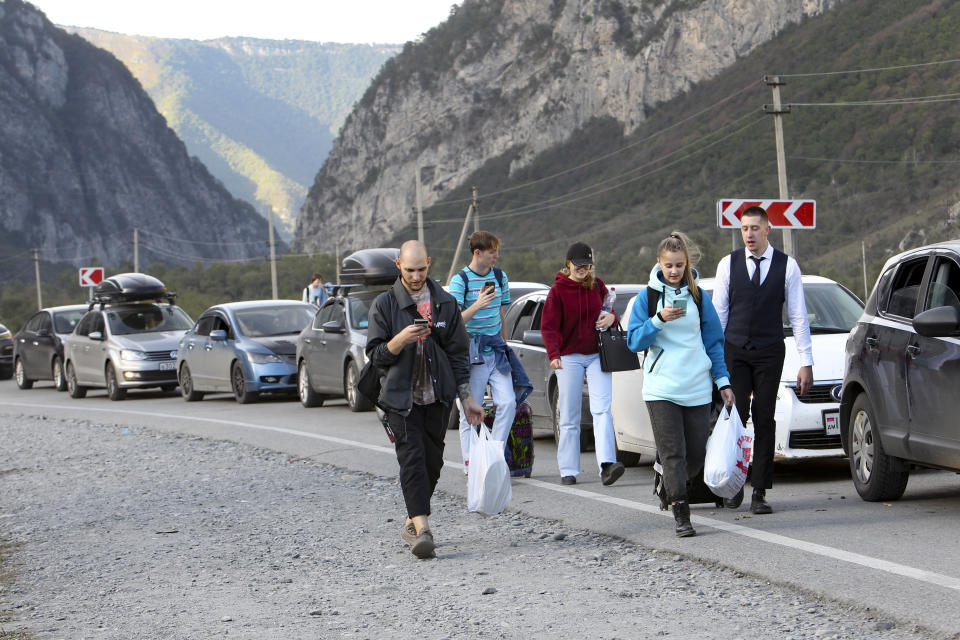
[210,329,228,341]
[913,305,960,337]
[88,331,103,341]
[36,329,51,338]
[522,330,544,347]
[322,320,346,334]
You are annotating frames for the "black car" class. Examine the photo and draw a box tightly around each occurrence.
[841,240,960,501]
[0,323,13,380]
[12,305,88,390]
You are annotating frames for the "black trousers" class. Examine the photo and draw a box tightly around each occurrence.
[645,401,711,502]
[724,340,785,490]
[387,402,449,518]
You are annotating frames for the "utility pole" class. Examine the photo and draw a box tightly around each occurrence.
[763,75,796,258]
[415,169,424,243]
[335,239,341,285]
[33,249,42,310]
[267,208,278,300]
[862,241,869,300]
[133,228,139,272]
[471,186,480,233]
[447,202,475,285]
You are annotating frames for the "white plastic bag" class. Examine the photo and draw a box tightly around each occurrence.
[703,406,754,499]
[466,422,512,515]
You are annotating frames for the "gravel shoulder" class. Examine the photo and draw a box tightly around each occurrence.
[0,413,943,639]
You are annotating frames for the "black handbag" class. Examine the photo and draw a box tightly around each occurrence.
[597,323,641,372]
[356,359,382,407]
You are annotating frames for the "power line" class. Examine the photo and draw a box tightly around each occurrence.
[789,155,960,165]
[792,93,960,107]
[780,57,960,78]
[139,243,265,264]
[137,229,266,246]
[427,110,764,224]
[433,81,763,207]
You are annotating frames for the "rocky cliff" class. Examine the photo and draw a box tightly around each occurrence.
[0,0,268,267]
[293,0,841,253]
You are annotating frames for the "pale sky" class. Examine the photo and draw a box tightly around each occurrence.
[27,0,458,43]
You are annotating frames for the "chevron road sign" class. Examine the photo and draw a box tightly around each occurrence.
[717,199,816,229]
[78,267,104,287]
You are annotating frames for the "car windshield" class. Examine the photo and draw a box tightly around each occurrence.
[107,305,194,335]
[53,309,86,334]
[783,283,863,334]
[234,306,315,337]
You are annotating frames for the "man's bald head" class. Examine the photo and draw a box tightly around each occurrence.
[396,240,431,293]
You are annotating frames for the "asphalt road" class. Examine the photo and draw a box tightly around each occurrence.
[2,379,959,636]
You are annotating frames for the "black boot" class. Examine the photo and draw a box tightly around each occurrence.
[750,488,773,514]
[672,501,696,537]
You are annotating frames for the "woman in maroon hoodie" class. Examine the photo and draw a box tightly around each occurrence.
[541,242,623,486]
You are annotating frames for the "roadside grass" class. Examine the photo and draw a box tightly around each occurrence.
[0,536,31,639]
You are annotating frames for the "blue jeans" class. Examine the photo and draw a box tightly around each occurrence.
[555,352,616,478]
[458,352,516,465]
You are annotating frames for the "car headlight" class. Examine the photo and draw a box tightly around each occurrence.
[120,350,149,361]
[247,351,283,364]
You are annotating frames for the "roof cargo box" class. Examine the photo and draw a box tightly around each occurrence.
[93,273,171,303]
[340,248,400,285]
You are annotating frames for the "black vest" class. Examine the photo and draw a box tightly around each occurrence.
[725,248,787,349]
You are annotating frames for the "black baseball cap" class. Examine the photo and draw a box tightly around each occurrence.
[566,242,593,266]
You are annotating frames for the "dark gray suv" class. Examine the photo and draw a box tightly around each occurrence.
[841,240,960,501]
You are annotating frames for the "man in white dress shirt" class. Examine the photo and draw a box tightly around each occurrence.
[712,206,813,514]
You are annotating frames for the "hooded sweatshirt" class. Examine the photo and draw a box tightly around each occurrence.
[626,265,730,406]
[541,272,616,361]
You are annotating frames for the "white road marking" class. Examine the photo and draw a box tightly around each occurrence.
[4,400,960,592]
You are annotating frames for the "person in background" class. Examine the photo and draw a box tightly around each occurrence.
[303,272,327,307]
[540,241,624,487]
[712,205,813,515]
[627,232,735,537]
[448,231,515,470]
[366,241,484,559]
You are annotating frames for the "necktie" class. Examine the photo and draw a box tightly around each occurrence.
[749,256,765,286]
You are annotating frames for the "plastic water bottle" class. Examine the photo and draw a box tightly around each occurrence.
[598,287,616,322]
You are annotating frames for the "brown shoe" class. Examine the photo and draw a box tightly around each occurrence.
[410,529,436,559]
[401,521,417,546]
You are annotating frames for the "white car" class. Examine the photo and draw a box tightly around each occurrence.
[612,275,864,464]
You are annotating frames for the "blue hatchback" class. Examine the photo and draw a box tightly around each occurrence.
[177,300,316,403]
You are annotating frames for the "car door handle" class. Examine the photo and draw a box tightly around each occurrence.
[864,336,879,348]
[905,344,920,358]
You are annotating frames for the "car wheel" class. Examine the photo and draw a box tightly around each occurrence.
[179,363,204,402]
[298,361,324,408]
[550,381,591,452]
[66,362,86,399]
[14,357,33,390]
[231,361,258,404]
[616,450,642,467]
[52,356,68,391]
[849,393,909,501]
[345,360,373,412]
[106,364,127,401]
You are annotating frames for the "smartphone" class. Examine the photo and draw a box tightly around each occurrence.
[673,298,687,314]
[484,280,496,293]
[413,317,430,327]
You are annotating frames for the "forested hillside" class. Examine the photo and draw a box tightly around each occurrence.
[70,28,399,235]
[399,0,960,295]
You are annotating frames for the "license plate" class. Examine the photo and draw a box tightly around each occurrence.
[822,409,840,436]
[158,361,176,371]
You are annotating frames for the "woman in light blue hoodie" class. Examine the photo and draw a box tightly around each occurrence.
[627,232,735,537]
